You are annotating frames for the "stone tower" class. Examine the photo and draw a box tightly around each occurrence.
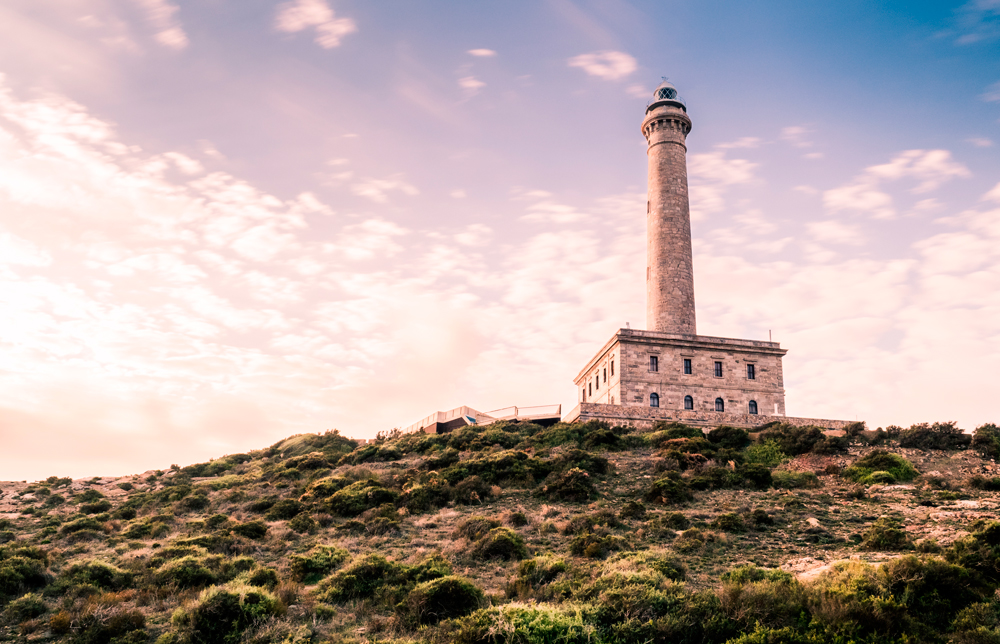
[642,80,696,335]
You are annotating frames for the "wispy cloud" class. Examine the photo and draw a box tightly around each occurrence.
[687,151,758,219]
[351,176,419,203]
[129,0,188,49]
[954,0,1000,44]
[981,81,1000,102]
[967,136,994,147]
[567,51,637,81]
[467,49,496,57]
[823,149,970,219]
[275,0,357,49]
[458,76,485,93]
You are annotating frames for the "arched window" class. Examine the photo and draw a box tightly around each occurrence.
[684,395,693,410]
[650,393,659,408]
[749,400,758,415]
[715,397,724,412]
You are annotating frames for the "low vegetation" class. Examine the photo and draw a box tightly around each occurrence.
[0,420,998,643]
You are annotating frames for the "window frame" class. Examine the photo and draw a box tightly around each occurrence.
[649,355,659,372]
[684,395,694,410]
[650,392,660,408]
[715,397,725,412]
[749,400,758,415]
[683,358,692,375]
[714,361,723,378]
[746,363,756,380]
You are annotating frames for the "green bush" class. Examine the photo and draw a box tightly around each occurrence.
[171,583,282,644]
[289,545,349,583]
[442,603,595,644]
[744,439,787,468]
[453,516,501,541]
[0,552,48,600]
[712,513,745,533]
[72,605,146,644]
[318,553,449,604]
[843,451,918,484]
[452,475,491,505]
[618,500,646,520]
[757,424,832,455]
[288,514,317,534]
[471,527,528,561]
[771,470,820,489]
[265,499,303,520]
[644,474,693,505]
[504,557,569,600]
[861,518,912,551]
[898,421,971,450]
[155,556,217,588]
[59,517,104,535]
[245,567,279,589]
[397,575,484,625]
[972,423,1000,460]
[325,480,397,517]
[708,425,751,450]
[2,592,47,624]
[968,475,1000,491]
[230,521,268,540]
[59,561,133,591]
[568,532,627,559]
[80,499,113,514]
[536,468,597,502]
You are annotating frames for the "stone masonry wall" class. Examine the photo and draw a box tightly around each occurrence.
[563,402,853,431]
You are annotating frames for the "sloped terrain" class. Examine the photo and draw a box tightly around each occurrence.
[2,420,1000,643]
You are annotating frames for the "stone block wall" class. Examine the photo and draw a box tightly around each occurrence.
[563,402,853,431]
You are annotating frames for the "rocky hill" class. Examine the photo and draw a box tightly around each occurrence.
[2,419,1000,643]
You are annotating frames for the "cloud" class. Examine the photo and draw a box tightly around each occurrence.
[807,220,866,245]
[983,81,1000,102]
[458,76,485,92]
[351,176,419,203]
[954,0,1000,44]
[780,125,813,148]
[130,0,188,49]
[567,51,637,81]
[967,136,994,147]
[716,137,760,150]
[467,48,496,57]
[687,151,758,219]
[823,149,970,219]
[275,0,357,49]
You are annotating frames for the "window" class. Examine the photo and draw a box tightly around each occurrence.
[610,396,615,405]
[649,356,659,372]
[747,364,756,380]
[715,397,725,412]
[684,395,694,410]
[650,393,659,408]
[683,358,692,374]
[603,367,607,382]
[595,374,599,390]
[588,382,592,397]
[749,400,758,415]
[714,361,723,378]
[610,358,614,376]
[582,387,586,402]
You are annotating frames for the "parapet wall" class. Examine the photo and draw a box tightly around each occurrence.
[563,403,853,431]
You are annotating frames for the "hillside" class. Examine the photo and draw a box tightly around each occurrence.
[2,419,1000,644]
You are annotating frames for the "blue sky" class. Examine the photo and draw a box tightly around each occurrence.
[0,0,998,479]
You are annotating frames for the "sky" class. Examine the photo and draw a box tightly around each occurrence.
[0,0,998,480]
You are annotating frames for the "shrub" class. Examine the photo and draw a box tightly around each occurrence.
[568,532,627,559]
[712,513,745,533]
[325,480,397,517]
[644,474,693,505]
[0,555,48,600]
[651,422,704,441]
[453,516,502,541]
[80,499,113,514]
[618,500,646,520]
[719,566,804,632]
[318,554,448,603]
[59,561,133,591]
[2,593,47,624]
[471,527,528,561]
[968,475,1000,491]
[172,583,282,644]
[972,423,1000,460]
[771,470,820,489]
[245,568,279,589]
[289,545,349,583]
[861,518,912,551]
[898,421,971,450]
[155,556,217,588]
[265,499,303,520]
[744,440,787,468]
[563,510,620,535]
[230,521,268,539]
[503,511,529,527]
[288,514,317,534]
[452,475,491,505]
[843,450,918,484]
[179,494,210,512]
[536,468,596,502]
[708,426,751,450]
[73,605,146,644]
[442,603,595,644]
[505,557,569,600]
[59,517,104,535]
[757,424,829,455]
[397,576,484,625]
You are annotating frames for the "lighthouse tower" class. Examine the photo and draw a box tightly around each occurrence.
[643,80,696,335]
[564,79,812,430]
